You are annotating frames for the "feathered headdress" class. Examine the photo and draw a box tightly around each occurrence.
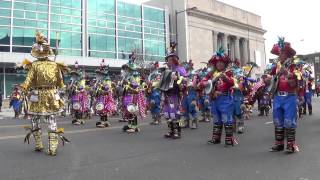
[165,42,179,63]
[271,37,296,58]
[208,47,230,66]
[31,31,54,59]
[70,61,81,76]
[95,59,109,76]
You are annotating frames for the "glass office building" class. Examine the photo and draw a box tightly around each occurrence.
[0,0,166,97]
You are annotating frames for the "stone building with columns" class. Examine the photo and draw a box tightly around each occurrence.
[144,0,267,74]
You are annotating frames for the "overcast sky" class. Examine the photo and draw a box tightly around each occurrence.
[220,0,319,59]
[128,0,319,59]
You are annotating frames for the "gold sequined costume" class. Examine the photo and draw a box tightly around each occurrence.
[21,32,69,156]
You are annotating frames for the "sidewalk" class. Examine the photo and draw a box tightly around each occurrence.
[0,109,14,119]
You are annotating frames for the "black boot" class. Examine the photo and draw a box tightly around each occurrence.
[172,122,181,139]
[308,105,312,115]
[270,127,285,152]
[96,116,110,128]
[164,121,174,138]
[286,128,299,153]
[208,124,222,144]
[302,105,307,115]
[225,124,236,146]
[258,109,264,116]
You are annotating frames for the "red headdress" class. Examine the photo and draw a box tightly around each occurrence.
[271,37,296,58]
[208,47,231,66]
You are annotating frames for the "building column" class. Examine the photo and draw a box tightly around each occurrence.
[230,38,234,60]
[242,38,249,64]
[234,36,240,62]
[223,33,228,52]
[213,31,218,52]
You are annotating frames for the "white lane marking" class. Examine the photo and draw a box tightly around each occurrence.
[0,117,122,129]
[265,121,273,125]
[0,122,149,141]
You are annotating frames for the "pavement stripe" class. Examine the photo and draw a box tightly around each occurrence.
[0,122,150,141]
[265,121,273,125]
[0,117,122,129]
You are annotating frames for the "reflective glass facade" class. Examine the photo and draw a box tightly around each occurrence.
[0,0,166,61]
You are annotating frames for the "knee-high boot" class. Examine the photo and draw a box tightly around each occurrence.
[47,132,58,156]
[225,124,236,146]
[270,127,285,152]
[207,124,222,144]
[164,121,174,138]
[33,129,43,152]
[286,128,299,153]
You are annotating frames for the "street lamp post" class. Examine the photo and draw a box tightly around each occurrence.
[175,7,197,55]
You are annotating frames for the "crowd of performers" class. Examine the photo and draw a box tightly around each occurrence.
[9,32,316,156]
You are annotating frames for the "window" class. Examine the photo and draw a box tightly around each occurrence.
[37,5,48,12]
[0,27,10,45]
[88,34,115,52]
[88,0,115,15]
[25,20,37,27]
[37,13,48,20]
[143,7,166,61]
[14,2,25,10]
[0,18,10,26]
[144,7,164,22]
[118,2,141,18]
[13,10,24,18]
[51,14,60,22]
[26,12,37,19]
[0,1,11,8]
[71,33,81,49]
[12,28,46,46]
[0,9,11,17]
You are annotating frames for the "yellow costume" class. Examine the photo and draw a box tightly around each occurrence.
[21,32,69,156]
[21,60,65,115]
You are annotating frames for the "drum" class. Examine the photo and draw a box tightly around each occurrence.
[73,102,81,110]
[127,103,138,114]
[95,102,104,111]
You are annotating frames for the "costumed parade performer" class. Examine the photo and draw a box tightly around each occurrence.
[94,60,116,128]
[159,42,187,139]
[207,48,237,146]
[121,53,146,133]
[10,85,22,118]
[269,37,299,153]
[68,61,90,125]
[20,32,69,156]
[197,65,212,123]
[302,65,314,115]
[230,60,246,133]
[181,60,199,129]
[147,61,162,125]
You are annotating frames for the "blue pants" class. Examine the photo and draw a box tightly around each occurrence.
[182,94,197,120]
[211,95,234,126]
[304,92,312,107]
[149,90,161,115]
[10,100,21,112]
[198,95,210,113]
[273,95,297,128]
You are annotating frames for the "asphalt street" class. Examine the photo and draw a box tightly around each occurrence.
[0,98,319,180]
